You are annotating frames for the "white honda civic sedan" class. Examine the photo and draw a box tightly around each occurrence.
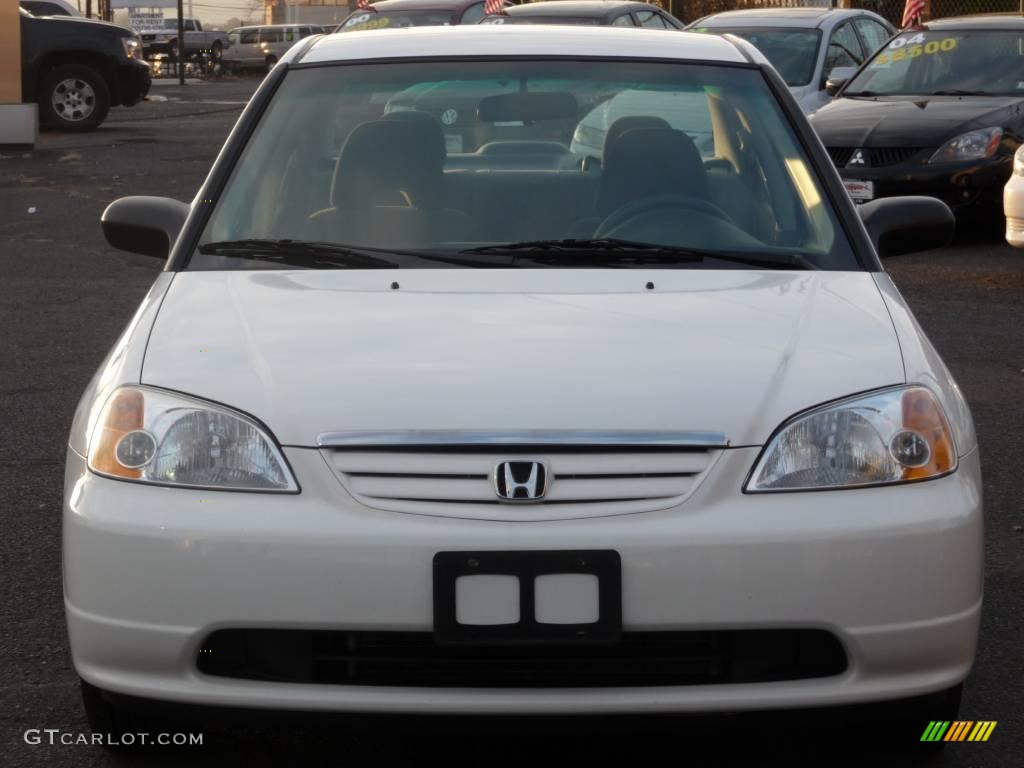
[66,25,981,742]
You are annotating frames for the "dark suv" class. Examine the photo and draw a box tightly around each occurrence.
[19,8,151,131]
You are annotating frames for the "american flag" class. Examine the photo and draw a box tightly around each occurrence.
[901,0,925,28]
[484,0,504,15]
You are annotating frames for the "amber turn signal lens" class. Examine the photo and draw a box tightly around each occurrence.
[900,388,956,480]
[89,389,145,479]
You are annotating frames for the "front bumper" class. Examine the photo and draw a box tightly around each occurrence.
[63,446,983,714]
[838,154,1011,216]
[115,60,151,107]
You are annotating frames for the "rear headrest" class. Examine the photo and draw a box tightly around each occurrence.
[332,116,446,209]
[597,127,707,217]
[603,116,671,158]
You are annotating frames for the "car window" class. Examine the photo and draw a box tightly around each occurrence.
[847,29,1024,96]
[611,13,635,27]
[460,3,486,24]
[239,28,258,44]
[697,27,821,87]
[635,11,669,29]
[826,22,865,73]
[261,28,284,44]
[228,31,240,45]
[340,11,455,31]
[194,60,855,271]
[853,18,891,55]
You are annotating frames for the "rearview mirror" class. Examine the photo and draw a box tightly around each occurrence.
[825,66,857,97]
[858,197,954,258]
[478,92,578,123]
[101,196,190,259]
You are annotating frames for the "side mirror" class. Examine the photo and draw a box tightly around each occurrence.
[858,197,954,258]
[101,196,190,259]
[824,66,857,97]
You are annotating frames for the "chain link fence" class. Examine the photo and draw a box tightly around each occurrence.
[662,0,1024,26]
[850,0,1021,25]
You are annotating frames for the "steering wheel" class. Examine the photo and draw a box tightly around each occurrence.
[595,195,739,239]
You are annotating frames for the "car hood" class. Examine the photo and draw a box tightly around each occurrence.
[142,270,904,447]
[810,95,1021,146]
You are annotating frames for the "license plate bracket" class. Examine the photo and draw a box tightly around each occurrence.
[433,550,621,646]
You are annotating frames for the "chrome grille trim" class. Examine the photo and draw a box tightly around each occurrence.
[316,430,729,448]
[323,447,722,521]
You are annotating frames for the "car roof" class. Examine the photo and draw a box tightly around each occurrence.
[504,1,655,18]
[695,7,866,29]
[301,25,746,64]
[354,0,485,11]
[923,12,1024,30]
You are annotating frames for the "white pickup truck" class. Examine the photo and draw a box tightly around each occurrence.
[138,18,228,60]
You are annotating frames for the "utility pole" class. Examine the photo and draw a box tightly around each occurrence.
[177,0,185,86]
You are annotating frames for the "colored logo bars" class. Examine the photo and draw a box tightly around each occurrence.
[921,721,997,742]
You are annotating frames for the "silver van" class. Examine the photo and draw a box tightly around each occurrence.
[223,24,324,71]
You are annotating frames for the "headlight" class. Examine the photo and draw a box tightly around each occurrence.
[746,386,957,492]
[1013,144,1024,176]
[572,124,605,152]
[121,36,141,59]
[928,127,1002,163]
[87,386,298,492]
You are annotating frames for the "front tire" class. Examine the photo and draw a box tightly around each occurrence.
[81,678,202,752]
[265,55,278,72]
[875,683,964,751]
[81,679,142,752]
[38,64,110,132]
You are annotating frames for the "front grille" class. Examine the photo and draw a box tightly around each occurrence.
[870,147,925,167]
[324,448,719,521]
[827,147,855,167]
[826,146,926,168]
[197,629,847,688]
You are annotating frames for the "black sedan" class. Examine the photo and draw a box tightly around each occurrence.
[810,14,1024,220]
[479,1,683,29]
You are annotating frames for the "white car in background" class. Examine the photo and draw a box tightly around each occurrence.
[69,25,979,747]
[688,8,894,114]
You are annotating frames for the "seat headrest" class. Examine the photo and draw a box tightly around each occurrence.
[597,127,707,217]
[332,115,446,210]
[603,116,671,158]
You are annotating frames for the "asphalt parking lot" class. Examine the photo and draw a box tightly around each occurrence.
[1,76,1021,767]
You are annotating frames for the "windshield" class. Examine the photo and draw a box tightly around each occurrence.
[339,11,455,31]
[846,28,1024,96]
[695,27,821,87]
[193,60,856,271]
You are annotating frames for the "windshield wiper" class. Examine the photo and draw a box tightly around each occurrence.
[843,90,879,97]
[461,238,815,270]
[199,239,403,268]
[929,89,990,96]
[197,239,506,269]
